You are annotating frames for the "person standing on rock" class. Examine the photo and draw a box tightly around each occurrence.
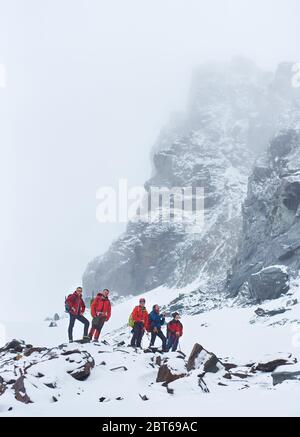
[149,304,167,351]
[89,289,111,342]
[166,312,183,352]
[65,287,90,343]
[130,298,149,348]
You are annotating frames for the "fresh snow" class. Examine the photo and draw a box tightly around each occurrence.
[0,281,300,417]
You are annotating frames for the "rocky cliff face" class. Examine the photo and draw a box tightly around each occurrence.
[229,121,300,301]
[83,59,300,301]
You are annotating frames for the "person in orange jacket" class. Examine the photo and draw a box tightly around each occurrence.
[89,289,111,342]
[130,297,149,348]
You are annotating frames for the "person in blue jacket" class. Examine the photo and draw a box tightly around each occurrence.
[149,304,167,351]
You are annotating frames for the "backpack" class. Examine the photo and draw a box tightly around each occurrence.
[65,295,72,313]
[128,314,135,328]
[145,317,152,333]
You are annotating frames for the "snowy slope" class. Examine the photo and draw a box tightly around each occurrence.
[1,280,299,417]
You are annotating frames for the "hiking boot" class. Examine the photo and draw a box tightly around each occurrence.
[82,336,91,343]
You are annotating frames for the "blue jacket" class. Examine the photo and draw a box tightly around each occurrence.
[149,310,165,330]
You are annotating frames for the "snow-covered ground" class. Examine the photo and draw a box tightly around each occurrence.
[0,281,300,417]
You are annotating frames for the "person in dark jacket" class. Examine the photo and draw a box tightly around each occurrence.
[166,312,183,352]
[65,287,90,342]
[149,304,167,351]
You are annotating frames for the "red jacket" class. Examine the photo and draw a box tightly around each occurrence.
[91,294,111,321]
[131,306,149,330]
[167,320,183,337]
[66,291,86,316]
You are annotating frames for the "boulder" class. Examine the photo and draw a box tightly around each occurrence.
[156,357,187,384]
[13,376,32,404]
[49,321,58,328]
[187,343,222,373]
[249,266,289,301]
[1,340,25,353]
[272,364,300,385]
[68,353,95,381]
[253,354,296,372]
[255,307,290,317]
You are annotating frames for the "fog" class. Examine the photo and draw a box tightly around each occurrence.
[0,0,299,321]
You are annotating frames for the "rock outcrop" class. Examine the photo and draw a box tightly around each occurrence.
[83,59,299,302]
[0,340,95,405]
[229,126,300,300]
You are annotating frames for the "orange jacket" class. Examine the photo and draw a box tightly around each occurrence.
[131,306,149,330]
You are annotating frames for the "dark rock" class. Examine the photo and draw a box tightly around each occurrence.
[116,397,124,401]
[13,376,32,404]
[53,313,60,321]
[110,366,128,372]
[231,372,249,379]
[44,382,56,389]
[68,354,95,381]
[166,386,174,395]
[52,396,58,402]
[0,382,6,396]
[253,357,296,372]
[139,394,149,401]
[156,364,186,384]
[48,321,58,328]
[186,343,203,371]
[61,349,81,356]
[24,347,47,357]
[101,340,110,346]
[272,367,300,385]
[222,363,238,371]
[155,356,162,367]
[116,341,125,347]
[99,397,106,402]
[198,377,210,393]
[1,340,25,353]
[187,343,221,373]
[249,266,290,301]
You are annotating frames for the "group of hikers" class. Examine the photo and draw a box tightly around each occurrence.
[65,287,183,352]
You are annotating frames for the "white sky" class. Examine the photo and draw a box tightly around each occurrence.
[0,0,299,321]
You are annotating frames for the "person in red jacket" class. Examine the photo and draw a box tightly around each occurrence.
[66,287,90,342]
[130,298,149,348]
[166,312,183,352]
[89,289,111,342]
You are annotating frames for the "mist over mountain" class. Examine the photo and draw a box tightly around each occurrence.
[83,58,300,305]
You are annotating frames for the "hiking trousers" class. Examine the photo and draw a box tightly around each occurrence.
[89,317,106,341]
[131,321,145,347]
[150,329,167,350]
[68,314,90,341]
[166,334,179,352]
